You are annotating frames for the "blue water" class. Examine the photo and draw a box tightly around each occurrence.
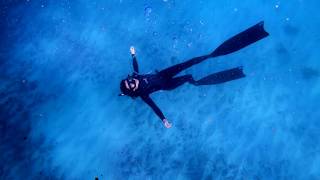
[1,0,320,179]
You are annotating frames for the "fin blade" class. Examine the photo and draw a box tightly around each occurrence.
[196,67,245,85]
[211,21,269,57]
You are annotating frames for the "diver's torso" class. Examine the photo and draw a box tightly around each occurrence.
[133,73,166,96]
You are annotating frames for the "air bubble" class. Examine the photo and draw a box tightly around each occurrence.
[144,6,152,17]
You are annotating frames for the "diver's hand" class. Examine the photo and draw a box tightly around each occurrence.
[163,119,172,128]
[130,46,136,56]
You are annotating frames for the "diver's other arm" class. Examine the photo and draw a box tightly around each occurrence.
[141,95,172,128]
[130,46,139,73]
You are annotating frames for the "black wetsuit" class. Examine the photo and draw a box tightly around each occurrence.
[130,54,215,121]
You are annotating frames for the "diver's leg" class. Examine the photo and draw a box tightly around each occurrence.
[161,67,245,90]
[159,55,211,79]
[158,22,268,78]
[159,21,268,79]
[162,75,196,90]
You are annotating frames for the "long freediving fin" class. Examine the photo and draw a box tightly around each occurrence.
[211,21,269,57]
[195,67,245,85]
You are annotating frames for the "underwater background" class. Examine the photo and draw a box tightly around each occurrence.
[1,0,320,179]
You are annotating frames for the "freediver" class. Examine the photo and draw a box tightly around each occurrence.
[119,21,269,128]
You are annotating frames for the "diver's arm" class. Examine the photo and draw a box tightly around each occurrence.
[141,95,172,128]
[130,46,139,73]
[141,95,165,120]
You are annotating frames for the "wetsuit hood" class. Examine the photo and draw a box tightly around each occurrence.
[119,75,139,98]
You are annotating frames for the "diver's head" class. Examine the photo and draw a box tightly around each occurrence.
[119,76,137,97]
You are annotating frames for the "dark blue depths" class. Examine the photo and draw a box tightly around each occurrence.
[1,0,320,179]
